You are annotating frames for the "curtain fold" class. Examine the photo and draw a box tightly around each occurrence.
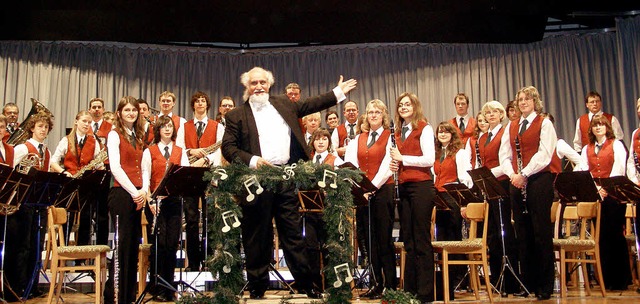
[1,16,639,149]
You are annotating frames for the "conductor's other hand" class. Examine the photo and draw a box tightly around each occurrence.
[338,75,357,95]
[256,157,274,168]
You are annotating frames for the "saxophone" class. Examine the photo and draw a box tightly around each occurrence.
[514,136,529,214]
[71,149,108,178]
[188,141,222,164]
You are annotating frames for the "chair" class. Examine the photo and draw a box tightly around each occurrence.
[553,202,606,298]
[624,203,639,287]
[432,202,493,303]
[46,206,111,304]
[138,210,152,297]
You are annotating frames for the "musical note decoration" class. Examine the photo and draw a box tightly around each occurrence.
[243,175,264,202]
[338,214,346,241]
[214,168,228,180]
[332,263,354,288]
[282,163,297,180]
[318,169,338,189]
[213,248,234,274]
[222,265,231,273]
[220,210,241,233]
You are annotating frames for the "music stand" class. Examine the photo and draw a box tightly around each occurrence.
[468,166,528,296]
[0,165,33,302]
[135,165,208,304]
[554,171,601,203]
[594,176,640,202]
[337,162,377,293]
[442,183,481,207]
[434,190,459,210]
[21,171,69,300]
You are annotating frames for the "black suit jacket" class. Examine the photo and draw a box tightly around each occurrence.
[222,92,338,165]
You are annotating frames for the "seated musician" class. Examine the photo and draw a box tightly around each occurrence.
[141,116,189,302]
[50,110,103,247]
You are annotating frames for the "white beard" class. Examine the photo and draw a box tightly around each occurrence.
[249,93,270,111]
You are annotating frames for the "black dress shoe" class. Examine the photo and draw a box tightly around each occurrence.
[303,288,323,299]
[249,289,265,299]
[512,290,530,297]
[536,292,551,300]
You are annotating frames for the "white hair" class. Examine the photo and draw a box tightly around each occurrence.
[240,67,275,101]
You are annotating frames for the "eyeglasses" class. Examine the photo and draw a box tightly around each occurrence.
[367,111,383,116]
[345,109,358,113]
[221,104,234,108]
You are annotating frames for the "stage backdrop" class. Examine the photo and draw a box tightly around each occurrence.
[1,16,638,150]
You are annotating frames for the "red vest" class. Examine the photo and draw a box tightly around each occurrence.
[1,142,14,167]
[478,127,509,181]
[633,129,640,161]
[578,113,613,148]
[509,115,550,174]
[587,139,615,178]
[395,121,432,183]
[113,131,143,188]
[311,152,338,167]
[149,144,183,192]
[336,124,348,148]
[89,121,112,147]
[144,124,155,146]
[433,152,458,192]
[183,119,219,149]
[549,150,563,174]
[451,116,477,145]
[24,141,50,171]
[357,130,392,185]
[63,135,97,175]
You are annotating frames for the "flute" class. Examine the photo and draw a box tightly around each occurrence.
[389,120,401,204]
[514,136,529,214]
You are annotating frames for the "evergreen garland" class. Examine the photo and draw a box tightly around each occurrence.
[194,160,362,303]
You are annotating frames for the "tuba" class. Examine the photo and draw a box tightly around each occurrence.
[7,98,54,146]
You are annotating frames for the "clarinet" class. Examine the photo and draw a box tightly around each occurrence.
[475,140,482,168]
[514,136,529,214]
[114,215,119,304]
[634,151,640,181]
[389,120,401,204]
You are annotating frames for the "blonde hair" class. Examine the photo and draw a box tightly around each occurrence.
[516,86,544,114]
[361,99,390,132]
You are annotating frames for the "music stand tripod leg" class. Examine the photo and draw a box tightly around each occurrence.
[494,198,530,296]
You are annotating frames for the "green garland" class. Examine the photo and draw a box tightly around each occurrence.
[193,160,362,303]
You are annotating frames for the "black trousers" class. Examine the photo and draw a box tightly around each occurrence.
[240,183,312,293]
[183,195,202,270]
[302,212,327,290]
[104,187,142,304]
[398,180,435,302]
[369,184,397,290]
[147,196,182,296]
[599,196,631,290]
[486,179,520,292]
[510,171,554,296]
[355,205,370,265]
[435,197,465,291]
[77,185,110,246]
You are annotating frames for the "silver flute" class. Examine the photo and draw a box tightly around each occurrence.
[114,215,119,304]
[514,136,529,214]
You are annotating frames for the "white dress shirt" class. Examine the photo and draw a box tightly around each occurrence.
[344,126,393,189]
[331,120,358,151]
[577,138,626,176]
[400,122,436,168]
[572,111,624,151]
[50,134,101,167]
[627,128,640,184]
[14,138,48,170]
[556,139,582,171]
[499,112,557,178]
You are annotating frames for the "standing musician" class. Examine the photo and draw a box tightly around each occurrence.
[626,97,640,285]
[221,66,356,299]
[476,101,520,295]
[3,103,19,142]
[87,97,112,245]
[344,99,395,299]
[138,99,156,146]
[388,92,436,303]
[573,91,624,152]
[577,114,631,290]
[450,93,477,145]
[0,114,17,301]
[5,112,53,299]
[175,91,224,272]
[157,91,186,133]
[141,116,189,302]
[50,110,102,247]
[331,100,359,158]
[432,121,473,294]
[103,96,146,304]
[498,86,557,300]
[466,112,489,169]
[215,96,235,127]
[0,115,14,165]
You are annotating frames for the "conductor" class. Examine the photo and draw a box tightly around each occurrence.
[221,66,357,299]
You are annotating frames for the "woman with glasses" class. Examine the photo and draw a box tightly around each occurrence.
[388,92,435,302]
[344,99,394,299]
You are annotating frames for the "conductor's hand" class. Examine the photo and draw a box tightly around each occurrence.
[390,147,403,162]
[337,75,357,95]
[510,173,526,189]
[256,157,274,168]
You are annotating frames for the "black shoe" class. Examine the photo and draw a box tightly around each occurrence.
[536,292,551,300]
[513,290,530,298]
[303,288,323,299]
[249,289,265,299]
